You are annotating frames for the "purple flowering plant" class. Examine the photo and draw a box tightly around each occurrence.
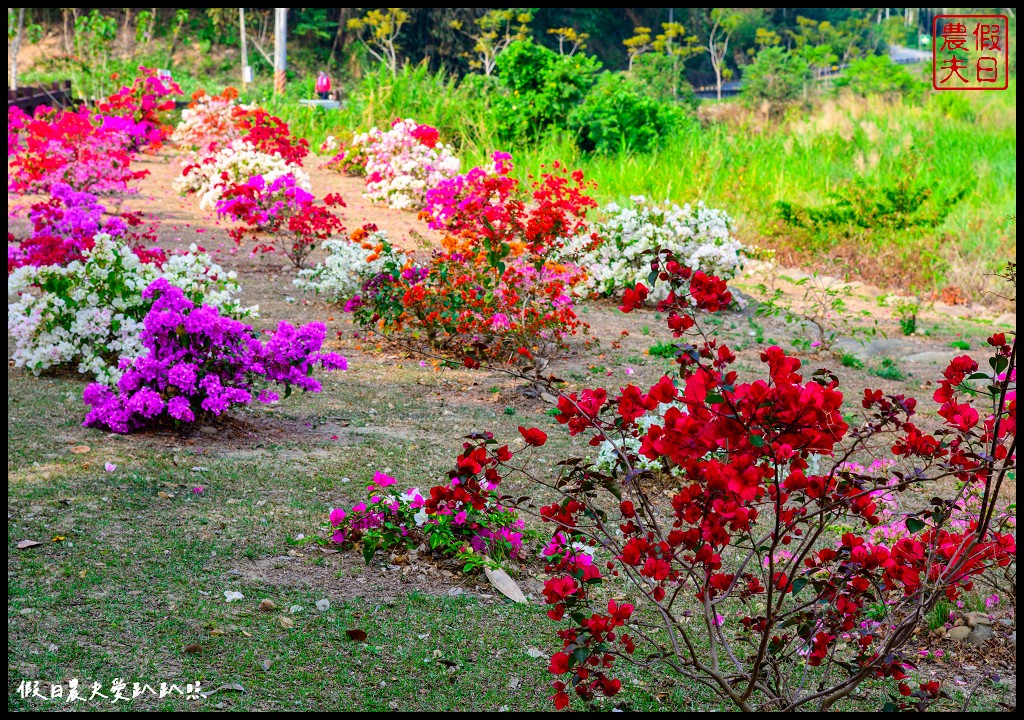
[328,469,529,572]
[82,278,347,433]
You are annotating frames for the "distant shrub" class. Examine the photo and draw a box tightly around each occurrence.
[834,55,923,98]
[774,177,968,236]
[741,46,809,108]
[492,39,601,140]
[630,53,699,111]
[568,73,687,154]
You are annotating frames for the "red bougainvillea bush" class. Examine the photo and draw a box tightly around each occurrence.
[437,254,1016,711]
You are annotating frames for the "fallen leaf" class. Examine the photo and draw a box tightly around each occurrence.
[200,683,245,698]
[526,647,545,659]
[279,615,294,629]
[508,677,521,690]
[70,445,91,454]
[16,540,42,550]
[261,659,272,671]
[255,500,268,508]
[289,604,302,614]
[315,599,330,612]
[259,599,277,612]
[184,644,203,654]
[241,631,252,638]
[346,628,367,642]
[52,536,66,543]
[484,567,528,604]
[210,629,226,637]
[157,491,174,500]
[78,569,87,578]
[224,591,244,603]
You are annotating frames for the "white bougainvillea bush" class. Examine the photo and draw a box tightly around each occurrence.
[8,234,254,385]
[561,196,749,302]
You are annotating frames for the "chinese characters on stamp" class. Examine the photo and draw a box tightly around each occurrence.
[933,14,1009,90]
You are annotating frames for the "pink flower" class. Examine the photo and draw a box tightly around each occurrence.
[372,471,396,488]
[192,485,205,495]
[624,367,634,376]
[104,462,117,472]
[453,510,468,525]
[352,502,367,513]
[329,507,347,526]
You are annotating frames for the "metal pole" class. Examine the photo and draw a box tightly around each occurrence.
[239,8,250,87]
[273,7,287,95]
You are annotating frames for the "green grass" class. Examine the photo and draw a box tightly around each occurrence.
[871,357,906,381]
[647,341,678,359]
[840,352,864,369]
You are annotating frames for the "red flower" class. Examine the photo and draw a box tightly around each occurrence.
[519,426,548,446]
[548,651,570,674]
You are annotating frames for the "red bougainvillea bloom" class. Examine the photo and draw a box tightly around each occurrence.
[519,426,548,446]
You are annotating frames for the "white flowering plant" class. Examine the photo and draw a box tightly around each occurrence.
[294,225,410,303]
[325,119,461,211]
[174,140,311,210]
[170,87,251,154]
[8,235,255,386]
[561,196,749,302]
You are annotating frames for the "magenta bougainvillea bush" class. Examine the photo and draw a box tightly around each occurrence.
[82,279,347,432]
[8,183,162,272]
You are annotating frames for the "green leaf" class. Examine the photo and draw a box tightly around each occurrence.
[362,537,378,565]
[750,435,765,448]
[905,517,926,534]
[705,393,725,404]
[791,577,808,594]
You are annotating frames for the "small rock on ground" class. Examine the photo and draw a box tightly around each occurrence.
[947,626,972,641]
[967,625,994,646]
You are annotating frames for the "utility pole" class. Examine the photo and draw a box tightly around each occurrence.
[274,7,287,95]
[239,8,251,87]
[10,8,25,91]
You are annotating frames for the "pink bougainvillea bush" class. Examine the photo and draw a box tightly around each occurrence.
[7,68,179,196]
[420,254,1016,711]
[328,462,527,572]
[324,118,461,211]
[7,105,149,196]
[82,279,347,432]
[215,173,346,269]
[95,66,183,152]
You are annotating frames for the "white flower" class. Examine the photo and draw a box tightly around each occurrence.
[557,198,748,304]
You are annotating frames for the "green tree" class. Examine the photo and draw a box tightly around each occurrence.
[741,46,809,111]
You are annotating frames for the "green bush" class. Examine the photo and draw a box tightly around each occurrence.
[741,46,809,107]
[568,73,686,154]
[833,54,923,98]
[630,53,699,111]
[492,39,602,140]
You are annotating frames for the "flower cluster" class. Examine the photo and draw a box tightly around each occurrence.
[558,196,748,302]
[171,87,248,153]
[328,463,525,573]
[325,119,460,211]
[342,156,595,366]
[7,105,149,196]
[216,174,346,269]
[8,235,252,385]
[175,140,312,210]
[82,279,346,433]
[95,66,183,152]
[8,183,162,272]
[294,224,410,301]
[465,253,1015,710]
